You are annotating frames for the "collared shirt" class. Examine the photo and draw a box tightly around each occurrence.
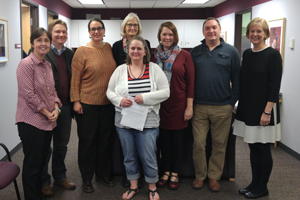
[16,53,62,131]
[51,44,67,56]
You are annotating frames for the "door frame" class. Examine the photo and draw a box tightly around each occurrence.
[234,8,252,57]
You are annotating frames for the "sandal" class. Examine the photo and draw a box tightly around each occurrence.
[157,173,170,188]
[122,188,139,200]
[149,189,160,200]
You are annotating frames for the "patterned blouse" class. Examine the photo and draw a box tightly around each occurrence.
[16,52,62,131]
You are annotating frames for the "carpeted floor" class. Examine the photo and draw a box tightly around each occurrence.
[1,120,300,200]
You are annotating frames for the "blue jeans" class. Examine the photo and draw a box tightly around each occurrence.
[116,127,159,184]
[42,104,72,185]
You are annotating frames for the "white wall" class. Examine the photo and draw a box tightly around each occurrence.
[252,0,300,154]
[1,0,300,158]
[218,0,300,154]
[218,13,235,46]
[38,5,47,29]
[0,0,22,158]
[58,14,72,48]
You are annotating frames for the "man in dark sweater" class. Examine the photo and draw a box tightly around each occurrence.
[41,19,75,197]
[190,17,240,192]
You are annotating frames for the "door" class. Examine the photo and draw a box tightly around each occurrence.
[234,9,252,58]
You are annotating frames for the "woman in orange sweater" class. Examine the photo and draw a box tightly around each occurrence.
[70,18,116,193]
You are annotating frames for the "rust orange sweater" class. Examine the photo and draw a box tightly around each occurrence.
[70,43,116,105]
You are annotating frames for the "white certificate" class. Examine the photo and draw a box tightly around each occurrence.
[120,96,149,131]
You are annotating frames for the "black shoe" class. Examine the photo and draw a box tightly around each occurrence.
[138,177,144,189]
[82,181,94,193]
[245,189,269,199]
[122,176,130,188]
[238,188,250,195]
[96,176,115,187]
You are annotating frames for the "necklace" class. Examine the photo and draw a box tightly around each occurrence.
[128,64,145,79]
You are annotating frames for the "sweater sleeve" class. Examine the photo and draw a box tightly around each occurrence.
[106,66,124,108]
[112,41,119,65]
[142,63,170,105]
[268,50,282,102]
[184,50,195,99]
[229,47,241,106]
[70,47,85,102]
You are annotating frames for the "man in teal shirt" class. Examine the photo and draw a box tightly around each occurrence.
[190,17,240,192]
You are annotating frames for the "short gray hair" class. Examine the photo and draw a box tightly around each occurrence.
[120,12,142,37]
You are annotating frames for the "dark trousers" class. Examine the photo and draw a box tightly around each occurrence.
[75,103,114,181]
[248,143,273,192]
[18,123,53,200]
[42,104,72,185]
[159,128,185,174]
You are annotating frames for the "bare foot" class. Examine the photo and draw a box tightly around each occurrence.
[170,173,179,182]
[122,188,138,200]
[149,189,160,200]
[161,172,170,181]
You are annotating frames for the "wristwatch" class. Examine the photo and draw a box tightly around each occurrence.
[55,107,61,114]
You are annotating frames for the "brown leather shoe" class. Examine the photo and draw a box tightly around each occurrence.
[54,179,76,189]
[42,185,53,197]
[208,178,220,192]
[192,179,204,190]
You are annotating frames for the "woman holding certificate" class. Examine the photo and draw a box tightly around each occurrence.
[112,12,151,188]
[107,36,169,200]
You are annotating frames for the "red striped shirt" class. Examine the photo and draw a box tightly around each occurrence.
[128,64,151,97]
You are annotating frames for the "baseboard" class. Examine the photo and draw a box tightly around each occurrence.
[2,141,299,162]
[0,142,23,161]
[277,142,300,161]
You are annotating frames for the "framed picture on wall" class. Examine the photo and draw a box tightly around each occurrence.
[0,18,9,63]
[220,31,227,42]
[267,18,286,62]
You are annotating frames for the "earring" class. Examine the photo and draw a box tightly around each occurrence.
[89,36,91,39]
[103,34,106,37]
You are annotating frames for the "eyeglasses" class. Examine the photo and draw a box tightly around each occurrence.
[90,27,104,32]
[126,24,139,28]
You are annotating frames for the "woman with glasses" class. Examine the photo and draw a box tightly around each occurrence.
[112,12,151,67]
[112,12,151,188]
[70,18,116,193]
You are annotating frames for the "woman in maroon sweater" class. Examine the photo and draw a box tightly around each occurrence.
[154,22,195,190]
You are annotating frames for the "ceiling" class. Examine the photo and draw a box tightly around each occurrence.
[62,0,226,9]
